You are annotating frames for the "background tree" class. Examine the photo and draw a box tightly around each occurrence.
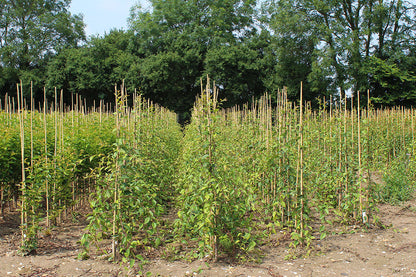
[128,0,266,118]
[264,0,416,105]
[46,30,135,104]
[0,0,85,99]
[1,0,415,114]
[204,32,276,107]
[262,1,321,104]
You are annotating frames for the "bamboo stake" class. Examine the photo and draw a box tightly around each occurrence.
[344,93,348,201]
[29,82,36,237]
[412,109,415,157]
[53,88,58,225]
[59,90,64,223]
[299,82,304,235]
[112,84,119,262]
[402,107,406,152]
[357,91,363,219]
[44,88,50,227]
[17,82,26,247]
[30,82,33,167]
[366,90,371,206]
[338,101,343,208]
[0,184,3,217]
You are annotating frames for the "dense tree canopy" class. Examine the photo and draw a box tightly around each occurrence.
[264,0,416,105]
[46,30,135,103]
[0,0,85,99]
[127,0,266,114]
[0,0,415,114]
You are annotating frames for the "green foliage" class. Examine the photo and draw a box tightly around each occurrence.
[81,93,182,264]
[1,79,416,264]
[0,104,117,254]
[363,56,416,106]
[378,154,415,205]
[175,82,257,261]
[21,157,52,254]
[264,0,416,105]
[126,0,264,114]
[46,30,136,102]
[0,0,86,97]
[2,0,416,109]
[204,39,273,107]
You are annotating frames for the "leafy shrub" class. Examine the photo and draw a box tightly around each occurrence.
[379,154,415,204]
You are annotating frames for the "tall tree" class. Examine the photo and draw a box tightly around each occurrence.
[204,31,276,107]
[128,0,262,115]
[46,30,135,103]
[265,0,416,105]
[263,1,321,104]
[0,0,85,96]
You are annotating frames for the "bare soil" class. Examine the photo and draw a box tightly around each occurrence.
[1,199,416,277]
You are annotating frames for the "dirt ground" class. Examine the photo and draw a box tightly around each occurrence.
[1,199,416,277]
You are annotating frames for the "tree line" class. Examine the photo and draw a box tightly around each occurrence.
[1,0,415,119]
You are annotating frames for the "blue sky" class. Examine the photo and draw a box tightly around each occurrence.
[68,0,150,37]
[69,0,416,37]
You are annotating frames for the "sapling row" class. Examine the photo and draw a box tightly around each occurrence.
[0,81,414,262]
[175,83,415,258]
[1,85,117,254]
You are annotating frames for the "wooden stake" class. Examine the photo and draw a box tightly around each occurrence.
[44,88,50,227]
[299,82,304,235]
[112,84,119,262]
[17,82,26,247]
[357,91,363,217]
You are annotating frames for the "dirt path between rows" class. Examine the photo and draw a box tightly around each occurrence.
[1,199,416,277]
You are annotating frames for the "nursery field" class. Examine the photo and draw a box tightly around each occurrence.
[0,81,415,276]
